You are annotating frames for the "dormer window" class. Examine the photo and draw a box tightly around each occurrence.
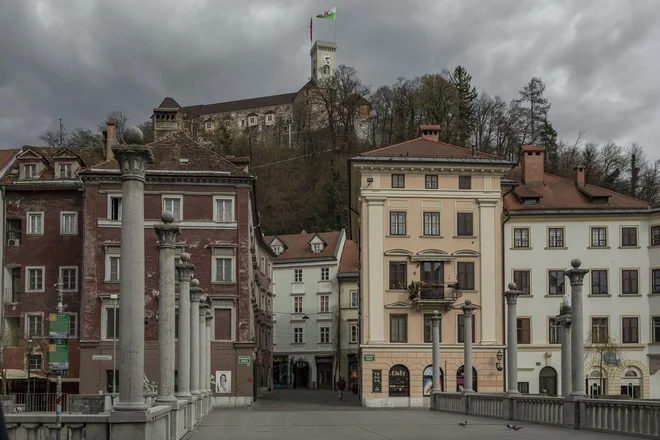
[23,164,37,179]
[59,163,72,178]
[311,243,323,253]
[205,121,214,130]
[248,116,257,126]
[266,114,274,123]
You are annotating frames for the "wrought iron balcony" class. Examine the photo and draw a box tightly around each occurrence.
[408,281,462,311]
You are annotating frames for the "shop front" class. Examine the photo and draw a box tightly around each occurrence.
[272,355,290,389]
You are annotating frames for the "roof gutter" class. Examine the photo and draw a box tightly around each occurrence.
[507,208,652,216]
[84,169,232,176]
[351,156,516,165]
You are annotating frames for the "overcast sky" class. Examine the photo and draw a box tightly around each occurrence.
[1,0,659,155]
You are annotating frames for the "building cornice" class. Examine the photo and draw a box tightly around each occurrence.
[352,156,515,168]
[360,189,502,200]
[506,208,654,217]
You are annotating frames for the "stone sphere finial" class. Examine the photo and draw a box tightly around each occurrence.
[161,211,175,224]
[180,252,190,262]
[123,125,144,144]
[465,299,472,306]
[508,282,517,291]
[191,278,199,287]
[571,258,582,269]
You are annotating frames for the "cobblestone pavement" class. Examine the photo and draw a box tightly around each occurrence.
[190,390,634,440]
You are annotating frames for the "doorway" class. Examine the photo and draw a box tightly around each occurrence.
[294,361,309,389]
[539,366,558,396]
[317,362,333,389]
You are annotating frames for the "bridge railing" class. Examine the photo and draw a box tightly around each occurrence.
[581,398,660,438]
[513,395,563,426]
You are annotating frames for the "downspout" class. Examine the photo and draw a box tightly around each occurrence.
[501,187,514,393]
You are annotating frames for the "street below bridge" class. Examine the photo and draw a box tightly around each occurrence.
[189,390,634,440]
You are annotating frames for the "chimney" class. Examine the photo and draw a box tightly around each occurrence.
[419,125,440,142]
[520,145,545,186]
[105,120,117,161]
[574,163,585,187]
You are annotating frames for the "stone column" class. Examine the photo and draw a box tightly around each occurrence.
[477,199,499,344]
[565,259,589,398]
[365,196,387,344]
[175,253,194,399]
[190,280,203,396]
[504,282,522,394]
[154,212,181,404]
[112,136,154,412]
[459,299,478,394]
[556,299,572,397]
[206,310,213,394]
[199,300,209,395]
[431,310,441,394]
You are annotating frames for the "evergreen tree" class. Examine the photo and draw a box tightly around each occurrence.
[516,77,551,145]
[449,66,478,148]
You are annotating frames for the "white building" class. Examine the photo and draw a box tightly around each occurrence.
[503,146,660,398]
[267,230,347,390]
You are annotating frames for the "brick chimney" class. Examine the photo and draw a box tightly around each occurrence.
[419,125,440,142]
[520,145,545,186]
[574,163,585,188]
[105,120,117,161]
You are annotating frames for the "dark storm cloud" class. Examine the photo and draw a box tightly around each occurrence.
[1,0,659,152]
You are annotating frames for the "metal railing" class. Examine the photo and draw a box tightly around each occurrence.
[9,393,70,413]
[420,286,446,300]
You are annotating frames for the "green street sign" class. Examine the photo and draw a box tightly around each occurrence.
[49,342,69,373]
[363,354,375,362]
[238,356,251,365]
[49,314,70,339]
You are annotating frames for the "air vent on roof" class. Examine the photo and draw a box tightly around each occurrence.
[179,158,189,164]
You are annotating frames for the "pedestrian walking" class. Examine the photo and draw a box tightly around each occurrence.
[337,377,346,400]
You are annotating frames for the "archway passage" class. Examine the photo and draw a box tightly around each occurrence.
[539,366,558,396]
[423,365,444,395]
[294,361,310,389]
[456,366,477,392]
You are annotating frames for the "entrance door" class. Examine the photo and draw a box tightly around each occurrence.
[539,367,558,396]
[317,363,333,389]
[295,361,309,388]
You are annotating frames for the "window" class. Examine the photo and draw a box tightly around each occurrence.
[513,270,530,295]
[320,295,329,312]
[60,212,78,235]
[548,270,565,295]
[622,270,639,295]
[59,267,78,292]
[320,326,330,343]
[653,317,660,343]
[205,122,213,130]
[457,314,476,343]
[212,247,235,283]
[459,176,471,190]
[388,365,409,397]
[350,290,359,308]
[652,226,660,246]
[622,317,639,344]
[248,116,256,125]
[6,317,19,346]
[294,297,303,313]
[548,318,561,344]
[424,314,441,343]
[59,163,72,178]
[27,212,43,235]
[425,175,438,189]
[390,314,407,342]
[390,212,406,235]
[389,262,407,290]
[293,326,304,344]
[653,269,660,294]
[391,174,405,188]
[105,308,119,340]
[423,212,440,236]
[513,228,530,248]
[67,314,78,339]
[548,228,564,248]
[457,213,473,236]
[7,219,21,244]
[591,317,609,344]
[10,268,20,302]
[294,269,303,282]
[214,258,232,282]
[224,119,232,127]
[321,267,329,281]
[24,164,37,179]
[260,256,266,273]
[28,354,43,371]
[106,252,120,282]
[517,382,530,394]
[266,114,273,123]
[591,270,608,295]
[311,243,323,253]
[517,318,531,344]
[457,262,475,290]
[622,227,638,247]
[214,197,235,222]
[163,196,182,221]
[109,196,122,221]
[26,315,43,337]
[591,227,607,247]
[350,323,358,343]
[25,267,44,292]
[421,261,443,284]
[214,308,232,341]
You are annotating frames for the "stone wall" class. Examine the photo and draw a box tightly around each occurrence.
[68,394,106,414]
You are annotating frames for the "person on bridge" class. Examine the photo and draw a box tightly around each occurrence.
[337,377,346,400]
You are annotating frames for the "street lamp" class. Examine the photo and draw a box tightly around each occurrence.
[110,294,118,395]
[26,338,33,410]
[496,349,503,372]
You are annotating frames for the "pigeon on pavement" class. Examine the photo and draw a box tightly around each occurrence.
[506,424,523,431]
[458,421,468,427]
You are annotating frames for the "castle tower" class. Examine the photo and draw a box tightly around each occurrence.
[310,40,337,82]
[153,97,182,140]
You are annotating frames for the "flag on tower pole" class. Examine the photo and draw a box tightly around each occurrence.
[316,6,337,19]
[310,17,313,42]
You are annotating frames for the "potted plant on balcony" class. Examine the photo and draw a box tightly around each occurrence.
[407,281,425,301]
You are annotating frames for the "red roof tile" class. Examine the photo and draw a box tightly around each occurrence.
[157,97,181,109]
[184,93,297,117]
[265,231,343,261]
[339,240,359,273]
[359,137,498,159]
[0,149,20,171]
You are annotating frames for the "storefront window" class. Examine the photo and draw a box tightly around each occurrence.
[389,365,409,396]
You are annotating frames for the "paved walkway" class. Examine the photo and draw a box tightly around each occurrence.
[189,390,633,440]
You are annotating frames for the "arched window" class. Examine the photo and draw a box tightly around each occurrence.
[456,366,477,392]
[322,65,331,75]
[621,367,642,399]
[587,368,607,397]
[389,365,409,396]
[539,366,558,396]
[423,365,443,396]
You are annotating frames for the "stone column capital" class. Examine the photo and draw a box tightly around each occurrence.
[199,302,209,317]
[431,310,441,327]
[205,310,213,324]
[504,282,522,305]
[565,259,589,286]
[190,279,203,302]
[459,299,478,316]
[176,252,195,282]
[154,212,181,248]
[112,144,155,182]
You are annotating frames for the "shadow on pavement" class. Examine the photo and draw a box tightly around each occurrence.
[253,388,362,411]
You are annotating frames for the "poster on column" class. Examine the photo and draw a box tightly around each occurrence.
[216,371,231,394]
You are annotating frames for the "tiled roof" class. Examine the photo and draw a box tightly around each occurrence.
[359,137,500,160]
[504,166,651,211]
[1,146,106,184]
[339,240,359,273]
[0,149,20,171]
[157,97,181,109]
[265,231,343,261]
[183,92,297,117]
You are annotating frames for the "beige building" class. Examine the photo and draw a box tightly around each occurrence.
[337,239,359,394]
[352,125,515,407]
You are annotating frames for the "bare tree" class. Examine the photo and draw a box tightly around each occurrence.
[98,111,129,143]
[38,130,65,148]
[585,331,626,395]
[68,128,103,148]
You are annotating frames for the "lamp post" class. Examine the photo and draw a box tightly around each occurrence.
[26,338,33,410]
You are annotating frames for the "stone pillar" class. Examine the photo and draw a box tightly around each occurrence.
[154,212,181,404]
[365,196,387,344]
[206,310,213,394]
[477,199,499,344]
[112,139,154,411]
[459,299,478,394]
[175,253,194,399]
[556,299,572,397]
[565,259,589,398]
[431,310,441,394]
[199,300,209,395]
[504,282,522,394]
[190,280,203,396]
